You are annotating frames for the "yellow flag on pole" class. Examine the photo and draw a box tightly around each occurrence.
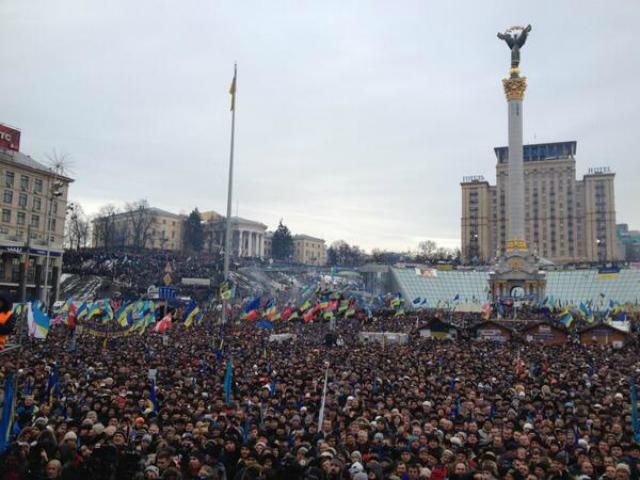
[229,65,237,111]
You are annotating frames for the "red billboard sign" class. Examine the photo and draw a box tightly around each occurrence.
[0,124,21,151]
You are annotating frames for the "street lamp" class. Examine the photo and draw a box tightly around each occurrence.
[41,179,64,308]
[596,238,602,262]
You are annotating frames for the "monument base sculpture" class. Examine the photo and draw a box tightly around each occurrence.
[489,250,546,303]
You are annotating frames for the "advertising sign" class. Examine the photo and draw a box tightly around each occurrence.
[181,277,211,286]
[0,124,21,151]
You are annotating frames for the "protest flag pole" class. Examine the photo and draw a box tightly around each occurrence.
[221,64,237,334]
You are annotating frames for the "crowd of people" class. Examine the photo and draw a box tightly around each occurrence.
[2,309,640,480]
[62,249,223,302]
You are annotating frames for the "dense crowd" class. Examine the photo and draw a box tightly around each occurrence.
[62,250,223,301]
[2,312,640,480]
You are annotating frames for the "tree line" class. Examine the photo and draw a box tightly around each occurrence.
[67,200,206,253]
[65,202,460,265]
[326,239,461,267]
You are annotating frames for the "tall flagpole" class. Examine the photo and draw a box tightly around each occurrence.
[317,366,329,430]
[222,64,237,328]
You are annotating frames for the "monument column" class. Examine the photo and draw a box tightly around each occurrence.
[489,24,546,307]
[503,73,528,252]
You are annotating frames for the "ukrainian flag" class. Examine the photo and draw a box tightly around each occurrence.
[390,295,402,309]
[85,302,103,321]
[76,303,89,321]
[28,301,50,339]
[117,303,135,327]
[560,310,574,328]
[184,302,202,328]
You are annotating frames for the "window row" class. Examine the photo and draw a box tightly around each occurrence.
[4,172,44,193]
[0,209,56,229]
[3,190,57,213]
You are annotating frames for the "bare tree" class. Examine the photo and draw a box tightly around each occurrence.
[418,240,438,258]
[65,203,90,250]
[124,199,156,250]
[94,204,120,251]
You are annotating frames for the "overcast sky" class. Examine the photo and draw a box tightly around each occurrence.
[2,1,639,252]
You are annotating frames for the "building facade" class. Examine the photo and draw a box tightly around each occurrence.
[293,234,327,265]
[617,224,640,262]
[0,129,73,301]
[263,232,272,258]
[204,216,267,258]
[461,142,620,264]
[93,207,184,251]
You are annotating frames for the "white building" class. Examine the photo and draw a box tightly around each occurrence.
[205,214,267,258]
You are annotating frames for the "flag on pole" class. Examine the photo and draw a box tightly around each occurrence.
[183,302,202,328]
[631,374,640,442]
[66,303,77,329]
[241,310,260,321]
[0,373,16,454]
[46,368,60,407]
[153,314,172,334]
[229,65,237,111]
[244,296,261,313]
[219,282,232,301]
[27,301,50,338]
[150,380,159,414]
[560,310,574,328]
[481,302,491,320]
[224,359,234,405]
[256,320,274,329]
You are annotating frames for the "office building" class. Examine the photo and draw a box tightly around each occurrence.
[0,124,73,300]
[461,142,620,264]
[293,234,327,265]
[92,207,185,251]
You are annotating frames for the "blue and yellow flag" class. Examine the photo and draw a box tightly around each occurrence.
[390,294,402,309]
[560,310,574,328]
[76,303,89,321]
[184,302,202,328]
[116,302,135,327]
[85,302,104,321]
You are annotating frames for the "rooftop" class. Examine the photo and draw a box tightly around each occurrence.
[0,147,74,182]
[209,216,268,229]
[293,234,325,243]
[494,141,577,164]
[147,207,185,219]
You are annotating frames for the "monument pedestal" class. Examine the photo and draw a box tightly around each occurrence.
[489,248,546,303]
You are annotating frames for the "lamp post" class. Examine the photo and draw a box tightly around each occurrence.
[41,176,64,308]
[596,238,602,263]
